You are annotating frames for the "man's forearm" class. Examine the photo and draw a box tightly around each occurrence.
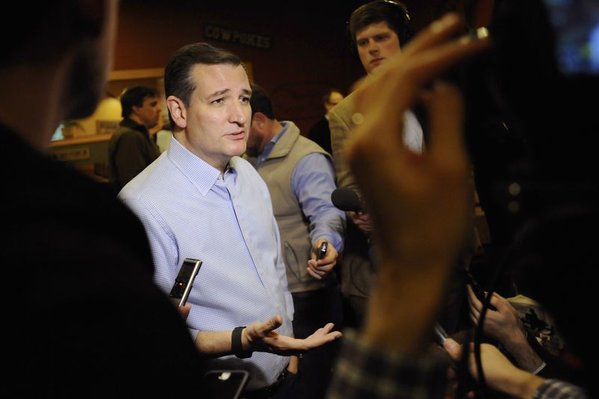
[494,368,544,399]
[503,330,545,373]
[195,330,235,357]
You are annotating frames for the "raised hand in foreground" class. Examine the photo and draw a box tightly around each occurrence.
[345,12,490,352]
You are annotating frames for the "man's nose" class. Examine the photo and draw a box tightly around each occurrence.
[368,41,379,54]
[229,101,247,125]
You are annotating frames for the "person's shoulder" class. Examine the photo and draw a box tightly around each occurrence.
[109,124,132,139]
[118,159,162,200]
[231,156,270,189]
[231,155,257,175]
[109,126,144,151]
[296,134,329,155]
[117,128,146,142]
[7,167,155,275]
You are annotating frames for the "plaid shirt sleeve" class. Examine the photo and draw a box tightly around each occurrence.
[533,379,587,399]
[327,330,449,399]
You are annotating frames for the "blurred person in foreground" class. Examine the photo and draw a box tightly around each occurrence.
[0,1,205,396]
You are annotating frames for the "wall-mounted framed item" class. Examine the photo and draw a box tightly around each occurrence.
[96,120,120,135]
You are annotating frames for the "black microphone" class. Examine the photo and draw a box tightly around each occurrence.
[331,188,364,212]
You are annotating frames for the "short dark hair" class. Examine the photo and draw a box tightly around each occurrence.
[249,83,276,120]
[348,0,414,48]
[321,88,343,107]
[120,86,158,119]
[164,42,243,108]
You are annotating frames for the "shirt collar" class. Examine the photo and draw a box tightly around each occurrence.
[167,137,237,196]
[258,121,290,163]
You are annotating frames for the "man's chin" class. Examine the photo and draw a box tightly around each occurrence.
[369,62,385,74]
[230,142,249,158]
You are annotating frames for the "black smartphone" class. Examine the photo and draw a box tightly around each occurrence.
[317,241,328,260]
[169,258,202,307]
[203,370,249,399]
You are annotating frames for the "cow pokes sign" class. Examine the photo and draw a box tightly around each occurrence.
[204,24,271,50]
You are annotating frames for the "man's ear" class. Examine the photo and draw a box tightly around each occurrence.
[167,96,187,129]
[131,104,142,117]
[252,112,267,129]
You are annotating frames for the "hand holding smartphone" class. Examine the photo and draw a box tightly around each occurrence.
[169,258,202,307]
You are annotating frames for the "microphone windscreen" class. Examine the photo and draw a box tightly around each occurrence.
[331,188,363,212]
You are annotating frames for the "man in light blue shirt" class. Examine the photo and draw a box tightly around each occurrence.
[246,84,346,398]
[119,42,341,396]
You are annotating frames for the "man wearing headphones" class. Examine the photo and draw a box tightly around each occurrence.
[327,0,424,328]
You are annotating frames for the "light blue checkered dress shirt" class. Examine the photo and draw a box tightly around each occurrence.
[119,137,294,390]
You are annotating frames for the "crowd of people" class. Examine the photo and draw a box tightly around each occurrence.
[2,0,594,398]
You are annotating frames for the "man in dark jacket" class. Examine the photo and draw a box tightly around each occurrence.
[108,85,161,190]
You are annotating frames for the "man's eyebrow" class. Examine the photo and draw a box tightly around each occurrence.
[207,88,230,99]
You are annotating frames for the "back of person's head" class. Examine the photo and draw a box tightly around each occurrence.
[1,4,56,67]
[1,1,115,121]
[348,0,414,48]
[249,84,276,120]
[120,86,158,119]
[164,42,243,108]
[1,2,100,67]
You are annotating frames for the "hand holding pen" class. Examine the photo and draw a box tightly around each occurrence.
[307,240,338,280]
